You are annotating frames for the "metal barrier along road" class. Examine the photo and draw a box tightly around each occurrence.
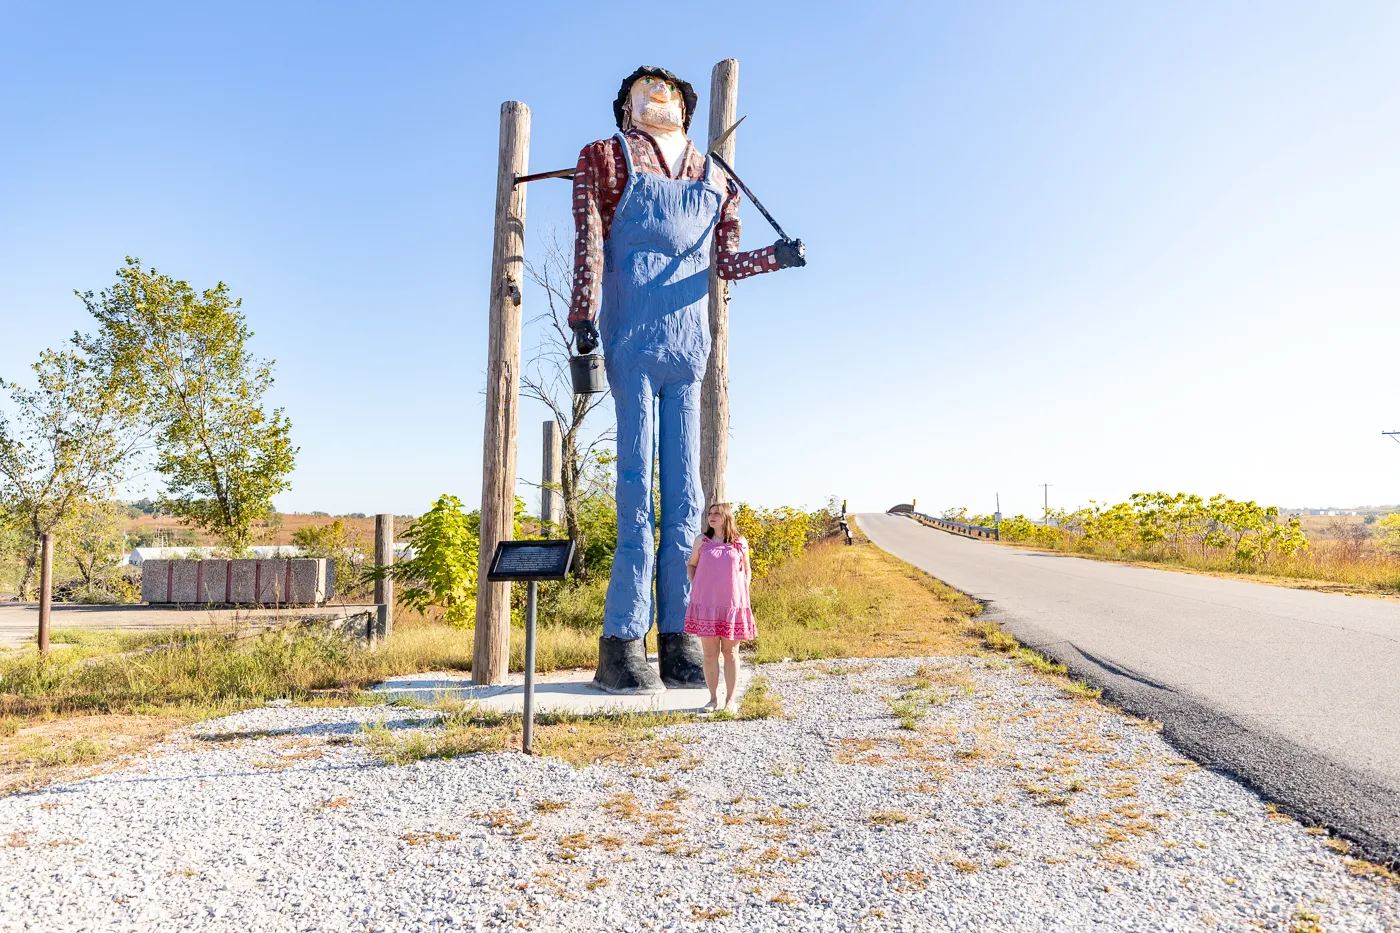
[892,509,1000,541]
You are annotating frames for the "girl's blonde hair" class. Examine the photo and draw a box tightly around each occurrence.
[704,502,742,543]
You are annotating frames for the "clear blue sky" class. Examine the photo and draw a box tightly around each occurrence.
[3,2,1397,519]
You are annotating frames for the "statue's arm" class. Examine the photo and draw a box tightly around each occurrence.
[569,141,609,327]
[714,178,805,280]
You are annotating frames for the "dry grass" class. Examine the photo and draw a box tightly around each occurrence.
[1342,857,1400,887]
[363,707,696,769]
[119,512,400,548]
[1290,908,1327,933]
[690,906,732,921]
[401,830,457,846]
[1061,681,1103,700]
[868,810,912,826]
[751,536,985,662]
[1000,534,1400,598]
[0,713,187,795]
[737,677,783,720]
[533,799,570,813]
[971,622,1069,677]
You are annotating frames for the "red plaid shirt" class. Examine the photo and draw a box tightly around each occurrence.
[569,129,780,325]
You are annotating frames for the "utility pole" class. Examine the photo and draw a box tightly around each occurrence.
[700,58,738,508]
[475,100,531,686]
[1040,483,1053,526]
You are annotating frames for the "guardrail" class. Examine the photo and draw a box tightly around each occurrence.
[896,510,1000,541]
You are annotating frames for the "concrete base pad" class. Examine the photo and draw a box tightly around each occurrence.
[372,657,753,715]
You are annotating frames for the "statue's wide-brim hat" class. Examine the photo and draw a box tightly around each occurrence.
[614,66,698,133]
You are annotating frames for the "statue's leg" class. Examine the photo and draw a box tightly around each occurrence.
[594,355,664,694]
[654,370,707,688]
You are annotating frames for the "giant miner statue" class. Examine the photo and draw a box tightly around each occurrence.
[568,65,807,693]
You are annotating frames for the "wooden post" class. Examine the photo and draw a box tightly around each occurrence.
[701,58,738,508]
[37,533,53,656]
[374,513,394,640]
[541,420,562,530]
[475,100,530,685]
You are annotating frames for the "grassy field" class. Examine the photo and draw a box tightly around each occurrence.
[0,533,1009,795]
[119,512,401,547]
[994,535,1400,597]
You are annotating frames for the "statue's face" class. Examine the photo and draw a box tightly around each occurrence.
[629,75,684,133]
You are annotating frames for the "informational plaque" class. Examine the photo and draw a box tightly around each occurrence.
[485,539,576,582]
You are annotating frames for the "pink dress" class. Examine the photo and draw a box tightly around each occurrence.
[684,536,757,640]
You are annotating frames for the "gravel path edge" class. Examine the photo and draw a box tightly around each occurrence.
[1002,611,1400,868]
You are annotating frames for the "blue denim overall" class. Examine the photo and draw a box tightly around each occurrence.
[601,133,724,641]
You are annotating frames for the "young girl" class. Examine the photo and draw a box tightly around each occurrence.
[684,503,755,712]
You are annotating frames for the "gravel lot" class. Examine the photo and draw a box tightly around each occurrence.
[2,657,1396,932]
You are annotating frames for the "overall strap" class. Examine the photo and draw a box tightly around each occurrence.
[615,132,635,177]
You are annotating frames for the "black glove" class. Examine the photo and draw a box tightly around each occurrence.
[572,319,601,355]
[773,238,807,269]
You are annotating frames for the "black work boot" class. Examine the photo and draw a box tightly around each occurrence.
[592,636,665,694]
[657,632,707,688]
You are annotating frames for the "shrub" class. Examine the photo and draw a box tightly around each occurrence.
[735,505,811,577]
[376,495,481,624]
[292,518,371,601]
[997,491,1309,568]
[1378,513,1400,557]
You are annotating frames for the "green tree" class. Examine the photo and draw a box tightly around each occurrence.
[379,496,482,624]
[291,518,369,600]
[1374,513,1400,557]
[81,258,297,554]
[59,496,127,596]
[0,347,146,598]
[735,505,811,577]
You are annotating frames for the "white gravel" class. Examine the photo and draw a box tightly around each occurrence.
[2,657,1396,932]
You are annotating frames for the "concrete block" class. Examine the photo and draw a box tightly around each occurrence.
[170,561,201,603]
[141,560,169,603]
[286,559,327,605]
[196,560,230,604]
[229,560,260,604]
[256,560,285,604]
[143,558,327,606]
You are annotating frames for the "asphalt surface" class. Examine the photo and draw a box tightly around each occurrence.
[858,511,1400,865]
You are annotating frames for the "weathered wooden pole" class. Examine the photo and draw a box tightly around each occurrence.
[374,513,394,640]
[37,533,53,657]
[541,420,562,530]
[701,58,738,508]
[475,100,530,685]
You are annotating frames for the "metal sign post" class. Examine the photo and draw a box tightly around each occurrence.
[485,539,576,754]
[522,580,538,752]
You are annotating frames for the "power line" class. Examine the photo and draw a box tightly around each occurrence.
[1385,431,1400,445]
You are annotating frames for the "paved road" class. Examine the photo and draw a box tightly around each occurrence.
[0,604,376,650]
[858,511,1400,865]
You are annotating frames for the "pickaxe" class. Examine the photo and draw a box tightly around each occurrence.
[514,116,794,241]
[703,117,792,241]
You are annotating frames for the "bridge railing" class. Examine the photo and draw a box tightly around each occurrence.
[894,510,1000,541]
